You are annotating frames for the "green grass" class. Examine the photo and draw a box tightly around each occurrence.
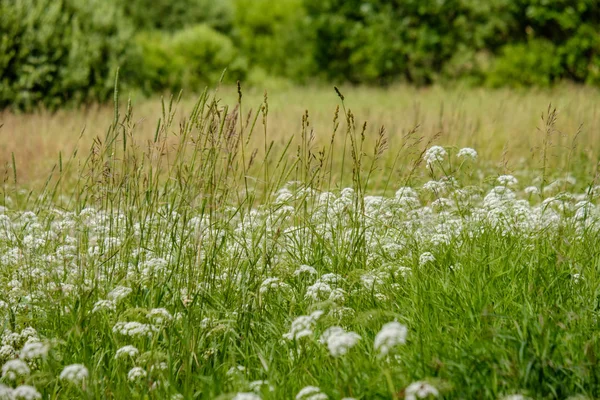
[0,85,600,399]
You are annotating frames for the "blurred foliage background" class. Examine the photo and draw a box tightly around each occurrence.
[1,0,600,111]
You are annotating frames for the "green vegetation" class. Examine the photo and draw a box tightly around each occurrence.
[1,86,600,399]
[0,0,133,111]
[2,0,600,110]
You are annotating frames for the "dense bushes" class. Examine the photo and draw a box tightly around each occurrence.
[2,0,600,110]
[232,0,315,81]
[304,0,600,86]
[132,25,247,94]
[120,0,233,33]
[0,0,133,111]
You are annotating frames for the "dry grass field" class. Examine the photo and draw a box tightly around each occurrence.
[2,84,600,188]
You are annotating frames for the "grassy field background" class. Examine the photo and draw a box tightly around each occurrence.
[2,84,600,188]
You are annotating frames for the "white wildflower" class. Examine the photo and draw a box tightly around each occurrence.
[2,359,30,380]
[107,286,132,302]
[0,384,13,400]
[59,364,88,384]
[374,322,408,357]
[112,321,158,338]
[457,147,477,160]
[283,311,324,341]
[424,146,447,168]
[92,299,116,313]
[259,277,290,295]
[320,327,360,357]
[127,367,147,382]
[249,380,274,392]
[328,288,346,303]
[0,346,15,361]
[233,393,261,400]
[12,385,41,400]
[419,252,435,266]
[147,308,173,324]
[296,385,328,400]
[115,345,139,359]
[305,281,332,301]
[405,381,439,400]
[294,265,317,277]
[497,175,518,187]
[19,342,49,360]
[524,186,539,195]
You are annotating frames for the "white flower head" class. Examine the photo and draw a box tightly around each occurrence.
[457,147,477,160]
[424,146,447,168]
[497,175,518,187]
[127,367,147,382]
[20,341,49,360]
[499,395,531,400]
[320,327,360,357]
[0,384,13,400]
[115,345,139,360]
[233,393,262,400]
[419,252,435,267]
[107,286,132,302]
[259,277,291,295]
[305,282,332,301]
[59,364,88,385]
[147,308,173,324]
[296,385,328,400]
[283,311,324,341]
[2,359,30,380]
[405,381,439,400]
[92,299,116,313]
[374,322,408,357]
[12,385,41,400]
[294,265,317,277]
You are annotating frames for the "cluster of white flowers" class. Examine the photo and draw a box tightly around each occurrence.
[374,322,408,357]
[405,381,439,400]
[423,146,447,168]
[232,393,262,400]
[112,321,159,338]
[19,342,49,360]
[319,326,361,357]
[127,366,147,382]
[147,308,173,324]
[457,147,478,160]
[59,363,89,385]
[12,385,42,400]
[283,311,324,340]
[2,359,30,380]
[296,386,328,400]
[115,345,139,359]
[419,252,435,267]
[107,286,133,302]
[259,277,291,295]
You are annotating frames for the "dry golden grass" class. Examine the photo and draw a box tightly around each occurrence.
[1,84,600,187]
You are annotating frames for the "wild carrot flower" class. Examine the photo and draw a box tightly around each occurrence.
[374,322,407,357]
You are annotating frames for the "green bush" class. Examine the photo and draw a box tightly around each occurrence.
[303,0,600,86]
[232,0,315,81]
[133,24,247,95]
[0,0,133,111]
[487,40,564,87]
[120,0,234,33]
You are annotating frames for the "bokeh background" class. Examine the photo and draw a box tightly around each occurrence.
[2,0,600,111]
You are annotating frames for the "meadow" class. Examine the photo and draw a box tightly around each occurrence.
[0,84,600,399]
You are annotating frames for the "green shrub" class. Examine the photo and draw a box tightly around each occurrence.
[133,24,247,95]
[0,0,133,111]
[232,0,315,81]
[487,40,564,87]
[120,0,234,33]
